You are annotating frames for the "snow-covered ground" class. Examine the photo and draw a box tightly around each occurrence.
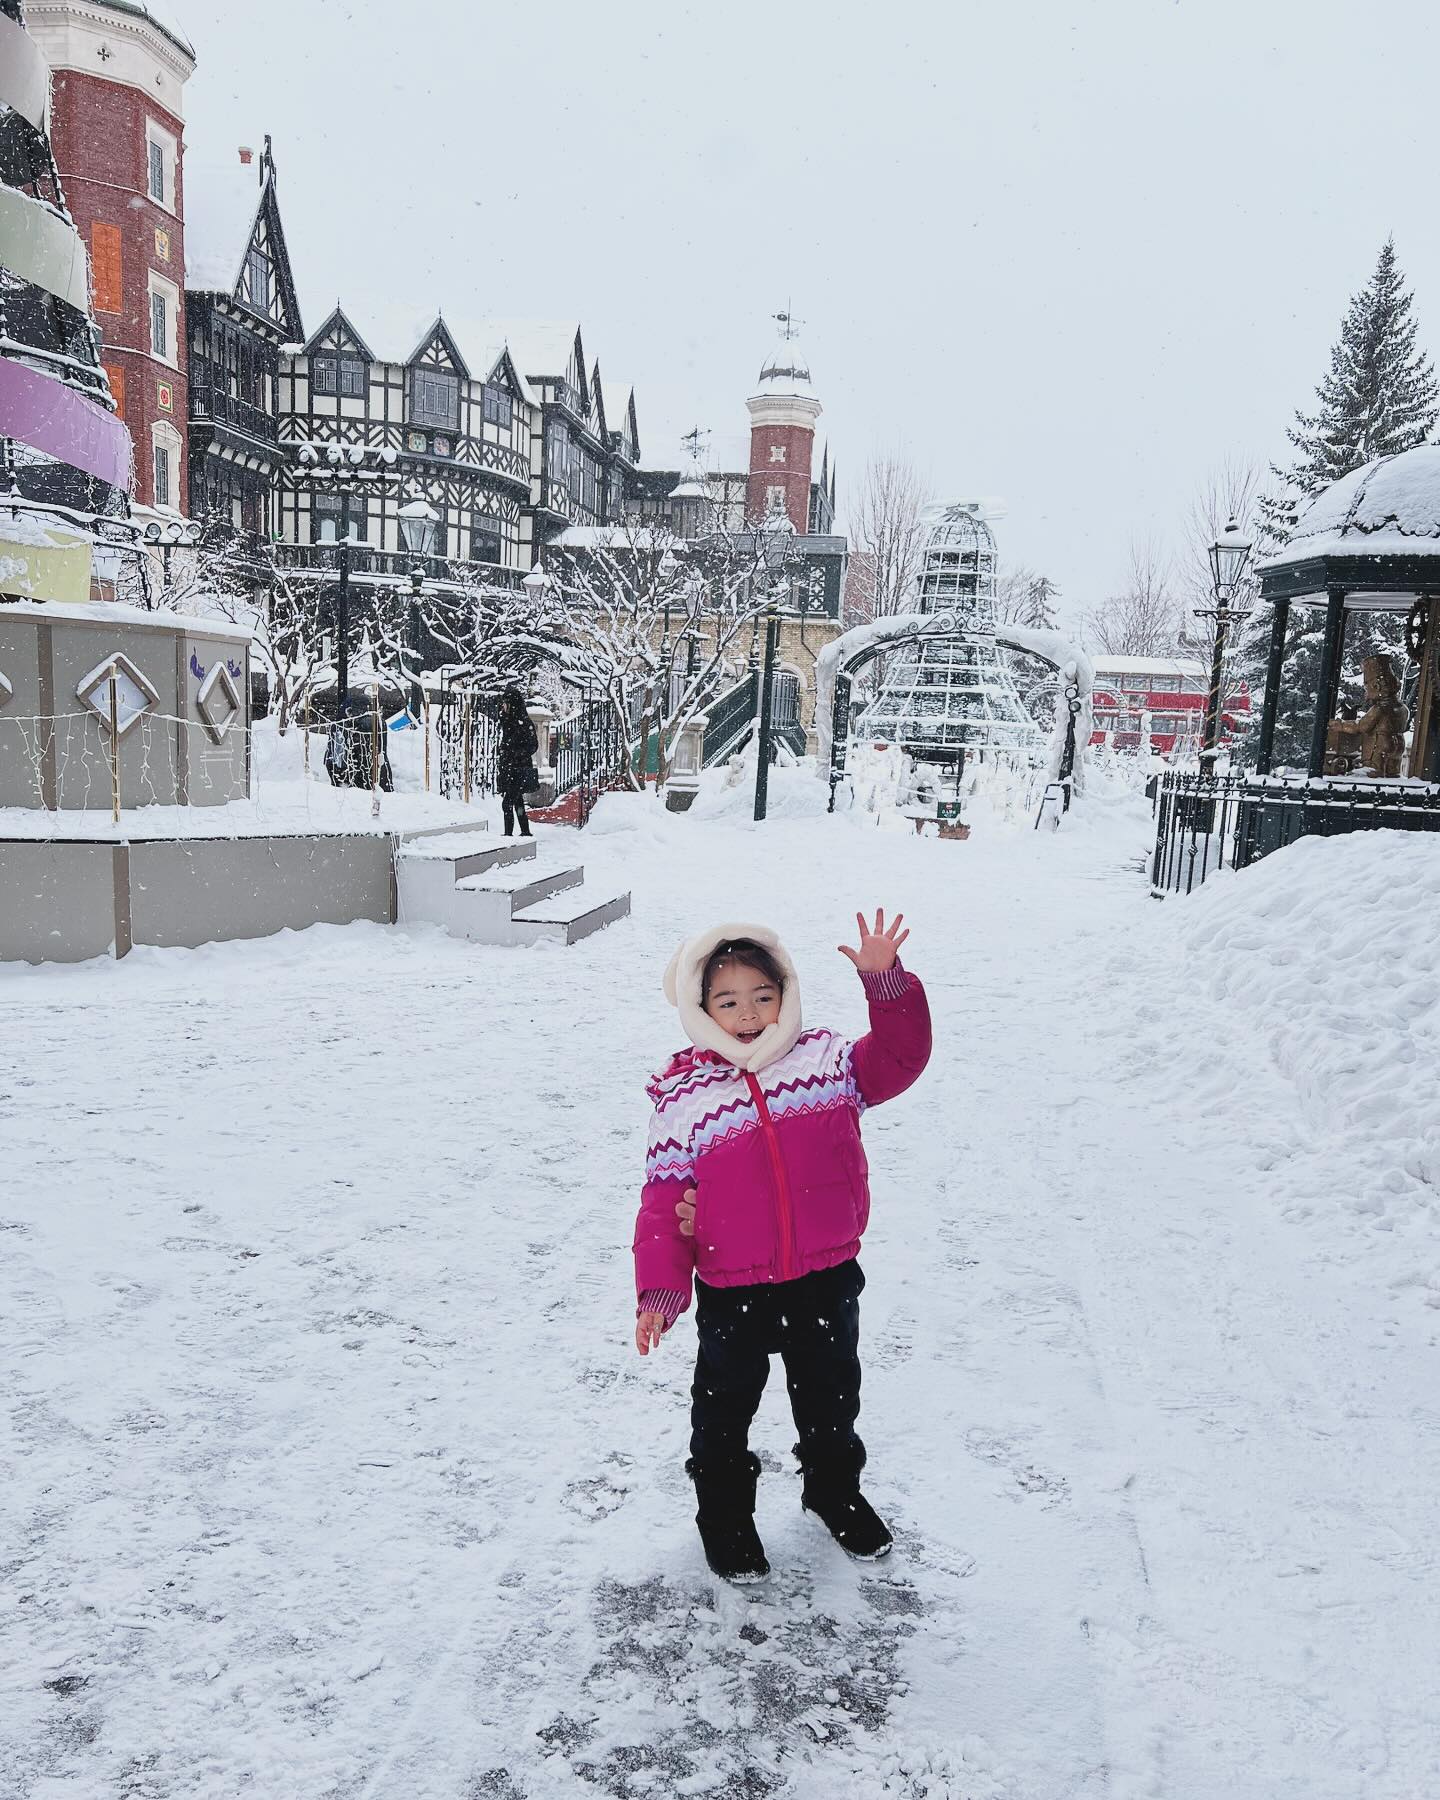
[4,776,1438,1799]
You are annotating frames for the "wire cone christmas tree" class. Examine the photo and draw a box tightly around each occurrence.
[857,502,1044,763]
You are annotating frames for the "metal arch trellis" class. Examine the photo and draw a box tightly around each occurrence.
[823,617,1092,813]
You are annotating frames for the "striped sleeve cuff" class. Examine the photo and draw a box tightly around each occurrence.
[859,960,913,1002]
[637,1288,687,1329]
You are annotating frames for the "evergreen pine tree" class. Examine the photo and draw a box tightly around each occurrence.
[1248,240,1438,767]
[1021,575,1059,631]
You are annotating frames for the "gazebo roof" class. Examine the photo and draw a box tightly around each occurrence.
[1260,444,1440,601]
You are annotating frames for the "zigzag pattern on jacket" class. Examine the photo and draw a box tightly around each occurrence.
[645,1028,861,1182]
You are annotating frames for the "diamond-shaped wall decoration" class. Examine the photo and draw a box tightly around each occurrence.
[0,668,12,712]
[196,661,241,744]
[76,652,159,736]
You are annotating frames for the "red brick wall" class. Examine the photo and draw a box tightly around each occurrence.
[47,70,188,510]
[746,422,814,531]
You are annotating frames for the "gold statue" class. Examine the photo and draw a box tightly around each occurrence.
[1326,655,1410,778]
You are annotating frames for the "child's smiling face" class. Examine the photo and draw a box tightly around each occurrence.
[703,959,782,1045]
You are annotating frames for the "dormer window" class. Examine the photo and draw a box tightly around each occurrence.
[313,353,367,399]
[411,367,459,430]
[482,383,512,429]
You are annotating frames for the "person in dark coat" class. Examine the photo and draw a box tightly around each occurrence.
[496,687,538,837]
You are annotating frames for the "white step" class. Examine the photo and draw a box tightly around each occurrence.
[394,833,629,948]
[510,886,632,946]
[455,860,583,910]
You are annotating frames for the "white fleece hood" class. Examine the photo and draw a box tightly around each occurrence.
[663,922,804,1073]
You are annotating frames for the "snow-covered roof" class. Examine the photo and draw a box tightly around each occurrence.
[1090,655,1206,678]
[184,156,265,293]
[551,525,669,550]
[321,303,554,406]
[754,340,815,399]
[472,319,581,380]
[90,0,194,60]
[1261,443,1440,569]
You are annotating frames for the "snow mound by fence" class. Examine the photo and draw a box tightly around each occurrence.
[1180,831,1440,1303]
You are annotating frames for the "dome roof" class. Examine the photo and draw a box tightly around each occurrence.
[924,503,997,555]
[1265,442,1440,567]
[755,340,814,399]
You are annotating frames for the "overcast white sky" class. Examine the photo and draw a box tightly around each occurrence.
[176,0,1440,621]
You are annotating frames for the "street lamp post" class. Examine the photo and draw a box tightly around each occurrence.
[291,442,401,716]
[752,516,795,822]
[399,498,440,721]
[142,515,202,606]
[1197,517,1254,772]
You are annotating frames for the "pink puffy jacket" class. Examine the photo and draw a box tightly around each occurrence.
[633,961,931,1317]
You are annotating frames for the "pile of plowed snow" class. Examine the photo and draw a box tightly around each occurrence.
[1180,830,1440,1305]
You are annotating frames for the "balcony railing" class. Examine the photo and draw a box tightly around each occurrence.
[189,385,277,444]
[274,542,521,591]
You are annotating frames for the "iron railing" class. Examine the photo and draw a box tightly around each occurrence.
[549,696,631,822]
[701,672,758,765]
[1149,772,1247,895]
[1151,769,1440,895]
[189,386,277,444]
[274,542,522,591]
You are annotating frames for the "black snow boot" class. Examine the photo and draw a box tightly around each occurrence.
[801,1478,893,1560]
[686,1453,769,1584]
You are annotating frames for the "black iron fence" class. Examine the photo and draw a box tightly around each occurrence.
[1149,772,1247,895]
[548,696,632,823]
[1151,769,1440,895]
[435,692,500,799]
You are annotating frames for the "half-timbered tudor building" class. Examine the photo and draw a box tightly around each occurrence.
[269,315,641,585]
[184,140,302,534]
[274,313,534,583]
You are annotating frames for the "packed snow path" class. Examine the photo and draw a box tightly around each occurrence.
[4,790,1437,1799]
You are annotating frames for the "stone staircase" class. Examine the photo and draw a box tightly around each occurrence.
[394,826,630,948]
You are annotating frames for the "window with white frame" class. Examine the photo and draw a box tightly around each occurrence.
[144,121,177,215]
[768,444,787,464]
[147,272,180,367]
[766,484,786,516]
[150,422,181,509]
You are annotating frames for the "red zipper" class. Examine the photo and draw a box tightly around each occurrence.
[745,1072,797,1281]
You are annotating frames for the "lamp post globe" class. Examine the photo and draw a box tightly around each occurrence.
[1200,517,1256,767]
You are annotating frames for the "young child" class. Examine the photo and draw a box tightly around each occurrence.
[633,910,931,1583]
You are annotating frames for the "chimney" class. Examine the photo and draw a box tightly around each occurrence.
[238,146,254,166]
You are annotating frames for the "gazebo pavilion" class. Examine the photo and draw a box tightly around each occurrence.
[1152,444,1440,892]
[1254,443,1440,785]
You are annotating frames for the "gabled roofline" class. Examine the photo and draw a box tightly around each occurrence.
[258,165,304,343]
[407,315,470,379]
[302,304,376,362]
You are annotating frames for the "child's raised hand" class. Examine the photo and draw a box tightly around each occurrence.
[635,1312,668,1356]
[676,1188,697,1237]
[839,909,909,973]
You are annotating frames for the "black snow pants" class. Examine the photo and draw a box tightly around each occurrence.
[689,1258,867,1490]
[500,785,530,836]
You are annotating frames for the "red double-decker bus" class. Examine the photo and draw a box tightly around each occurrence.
[1089,656,1251,755]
